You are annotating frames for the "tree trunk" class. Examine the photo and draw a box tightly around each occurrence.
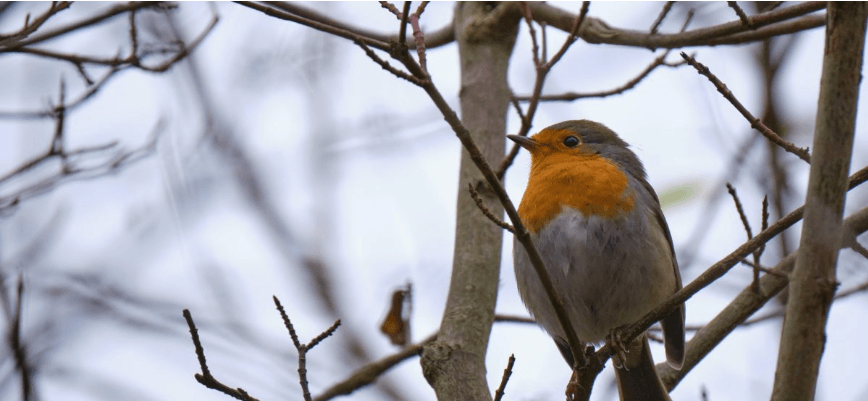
[420,3,519,401]
[771,3,867,400]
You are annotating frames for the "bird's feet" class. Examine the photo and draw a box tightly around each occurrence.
[565,369,579,400]
[606,328,629,370]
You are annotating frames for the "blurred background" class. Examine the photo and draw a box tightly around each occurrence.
[1,2,867,401]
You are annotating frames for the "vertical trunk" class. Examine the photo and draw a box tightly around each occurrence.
[420,3,518,400]
[771,3,867,400]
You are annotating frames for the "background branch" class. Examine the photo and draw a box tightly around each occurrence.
[527,1,825,48]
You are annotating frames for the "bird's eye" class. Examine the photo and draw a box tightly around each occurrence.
[563,136,580,147]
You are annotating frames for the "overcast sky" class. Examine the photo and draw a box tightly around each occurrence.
[1,2,867,401]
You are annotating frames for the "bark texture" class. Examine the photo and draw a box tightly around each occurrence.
[420,3,519,401]
[771,3,867,400]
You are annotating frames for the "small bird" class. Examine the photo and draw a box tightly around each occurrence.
[509,120,684,400]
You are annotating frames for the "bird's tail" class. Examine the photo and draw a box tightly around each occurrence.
[614,334,671,401]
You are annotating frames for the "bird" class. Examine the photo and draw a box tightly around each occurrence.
[508,120,684,400]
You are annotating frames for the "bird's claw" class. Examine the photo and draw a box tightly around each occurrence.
[607,328,629,370]
[565,369,580,401]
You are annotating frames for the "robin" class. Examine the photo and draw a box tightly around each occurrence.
[509,120,685,401]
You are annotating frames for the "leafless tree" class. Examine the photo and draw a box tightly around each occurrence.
[2,2,867,401]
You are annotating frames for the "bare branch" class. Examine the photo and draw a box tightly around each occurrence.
[595,164,868,374]
[273,296,341,401]
[527,1,825,49]
[307,319,341,349]
[314,334,436,401]
[516,50,686,102]
[315,314,537,401]
[9,276,33,401]
[660,203,868,389]
[1,11,217,117]
[681,52,811,163]
[252,1,455,50]
[493,354,516,401]
[739,259,789,278]
[0,67,122,119]
[758,195,770,262]
[0,1,72,46]
[1,2,172,51]
[0,118,164,217]
[542,1,588,71]
[497,3,589,180]
[398,2,411,45]
[727,2,754,29]
[378,1,402,18]
[353,38,425,85]
[468,183,515,233]
[183,309,260,401]
[725,183,753,237]
[649,1,675,35]
[725,183,764,292]
[274,295,302,348]
[409,13,427,72]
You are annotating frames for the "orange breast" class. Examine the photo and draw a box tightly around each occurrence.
[518,152,635,232]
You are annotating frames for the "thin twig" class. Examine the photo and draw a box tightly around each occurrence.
[354,38,424,85]
[415,2,429,17]
[273,296,341,401]
[542,1,588,71]
[2,2,169,50]
[727,1,754,29]
[366,29,588,374]
[274,295,302,348]
[519,2,541,67]
[468,183,515,233]
[2,13,216,117]
[308,319,341,349]
[526,1,825,49]
[260,1,455,50]
[0,105,164,217]
[725,183,761,294]
[519,9,692,103]
[378,1,402,18]
[497,3,589,180]
[494,314,536,324]
[517,50,685,102]
[128,8,139,66]
[610,166,868,379]
[314,333,436,401]
[237,1,391,50]
[493,354,516,401]
[650,1,675,34]
[183,309,260,401]
[316,315,536,401]
[725,183,754,241]
[739,259,789,278]
[398,2,411,45]
[0,2,73,46]
[757,195,770,262]
[681,52,811,163]
[409,13,427,72]
[10,276,32,401]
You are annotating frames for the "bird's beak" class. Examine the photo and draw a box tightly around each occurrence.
[507,135,539,151]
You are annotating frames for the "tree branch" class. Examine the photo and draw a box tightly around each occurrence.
[1,2,172,51]
[241,1,455,51]
[660,203,868,389]
[526,1,825,49]
[681,52,811,163]
[592,164,868,378]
